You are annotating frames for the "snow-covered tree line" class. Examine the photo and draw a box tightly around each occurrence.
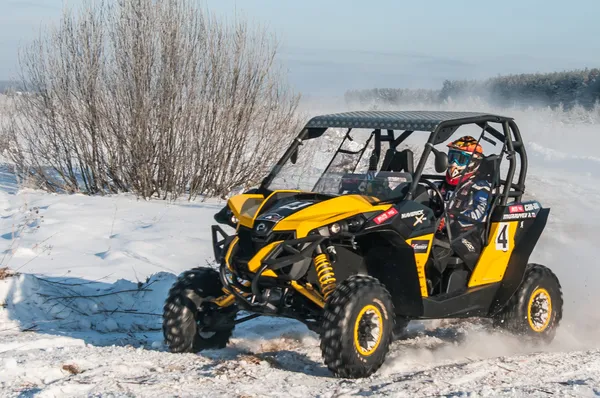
[345,68,600,110]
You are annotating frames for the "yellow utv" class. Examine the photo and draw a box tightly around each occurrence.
[162,111,562,378]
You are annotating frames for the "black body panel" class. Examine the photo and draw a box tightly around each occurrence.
[256,192,335,219]
[357,231,424,317]
[490,200,543,222]
[363,200,437,239]
[306,244,368,287]
[422,283,500,318]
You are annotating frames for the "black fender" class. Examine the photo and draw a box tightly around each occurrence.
[214,205,237,228]
[355,229,424,317]
[211,225,236,264]
[488,208,550,315]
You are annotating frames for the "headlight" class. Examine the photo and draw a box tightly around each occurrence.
[329,223,342,234]
[315,215,365,237]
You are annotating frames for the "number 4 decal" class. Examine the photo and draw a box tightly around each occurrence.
[495,222,509,252]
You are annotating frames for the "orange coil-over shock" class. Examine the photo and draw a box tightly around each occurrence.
[314,253,336,300]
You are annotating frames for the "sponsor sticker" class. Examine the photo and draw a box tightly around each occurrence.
[401,210,424,219]
[509,205,524,214]
[373,207,398,224]
[399,209,427,226]
[524,202,540,211]
[502,212,536,220]
[461,238,475,252]
[411,240,429,253]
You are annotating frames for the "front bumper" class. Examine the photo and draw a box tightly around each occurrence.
[211,224,325,309]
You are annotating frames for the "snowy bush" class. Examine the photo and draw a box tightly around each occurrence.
[2,0,301,199]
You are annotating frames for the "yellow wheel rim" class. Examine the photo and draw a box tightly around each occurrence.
[527,288,552,332]
[353,304,383,356]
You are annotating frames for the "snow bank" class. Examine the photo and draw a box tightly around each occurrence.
[0,188,232,283]
[0,187,231,336]
[0,271,176,333]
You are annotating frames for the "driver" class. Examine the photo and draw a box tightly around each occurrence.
[437,136,491,269]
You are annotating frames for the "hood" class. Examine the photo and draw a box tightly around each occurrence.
[253,194,390,239]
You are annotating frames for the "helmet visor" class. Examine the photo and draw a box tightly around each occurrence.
[448,149,472,166]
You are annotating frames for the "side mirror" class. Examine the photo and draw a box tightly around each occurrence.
[434,151,448,173]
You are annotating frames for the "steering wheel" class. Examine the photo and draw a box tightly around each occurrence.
[417,179,446,220]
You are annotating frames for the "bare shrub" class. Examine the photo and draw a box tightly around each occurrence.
[62,364,82,375]
[4,0,300,199]
[0,267,15,280]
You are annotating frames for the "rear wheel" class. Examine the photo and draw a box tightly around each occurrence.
[494,263,563,342]
[163,267,235,353]
[320,275,395,378]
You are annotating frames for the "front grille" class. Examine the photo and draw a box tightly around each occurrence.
[233,226,295,264]
[271,232,295,243]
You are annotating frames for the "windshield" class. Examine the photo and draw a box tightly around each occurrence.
[265,128,413,201]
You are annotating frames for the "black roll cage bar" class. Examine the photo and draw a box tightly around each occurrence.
[260,115,527,205]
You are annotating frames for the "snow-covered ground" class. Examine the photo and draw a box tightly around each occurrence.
[1,104,600,397]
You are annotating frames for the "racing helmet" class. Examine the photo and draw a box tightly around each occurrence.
[445,135,483,186]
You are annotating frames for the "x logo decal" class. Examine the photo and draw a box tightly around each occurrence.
[413,214,425,226]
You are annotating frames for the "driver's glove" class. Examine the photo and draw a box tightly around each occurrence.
[437,217,445,232]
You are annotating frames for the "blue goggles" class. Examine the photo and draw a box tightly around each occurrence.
[448,149,473,166]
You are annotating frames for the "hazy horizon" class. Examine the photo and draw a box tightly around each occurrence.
[1,0,599,96]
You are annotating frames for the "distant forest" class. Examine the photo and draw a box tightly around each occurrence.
[0,81,23,93]
[345,68,600,109]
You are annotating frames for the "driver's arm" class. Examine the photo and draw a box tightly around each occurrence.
[459,181,491,222]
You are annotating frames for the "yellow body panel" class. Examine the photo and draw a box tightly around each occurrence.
[246,241,281,275]
[217,236,251,306]
[468,221,517,287]
[407,234,434,297]
[213,294,236,307]
[228,194,265,228]
[224,236,239,271]
[290,281,325,308]
[274,195,391,238]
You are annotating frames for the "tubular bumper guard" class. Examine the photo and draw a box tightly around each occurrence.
[211,224,325,309]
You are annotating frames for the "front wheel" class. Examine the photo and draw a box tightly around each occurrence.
[494,263,563,342]
[320,275,395,378]
[163,267,235,353]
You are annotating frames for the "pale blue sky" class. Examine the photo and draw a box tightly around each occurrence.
[2,0,599,95]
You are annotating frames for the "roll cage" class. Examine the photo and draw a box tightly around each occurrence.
[260,111,527,206]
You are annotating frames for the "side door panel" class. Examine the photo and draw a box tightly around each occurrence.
[469,200,544,288]
[468,221,517,287]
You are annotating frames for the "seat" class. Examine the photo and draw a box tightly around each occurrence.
[380,148,414,173]
[477,154,501,247]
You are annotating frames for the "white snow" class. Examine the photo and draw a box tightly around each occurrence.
[1,102,600,396]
